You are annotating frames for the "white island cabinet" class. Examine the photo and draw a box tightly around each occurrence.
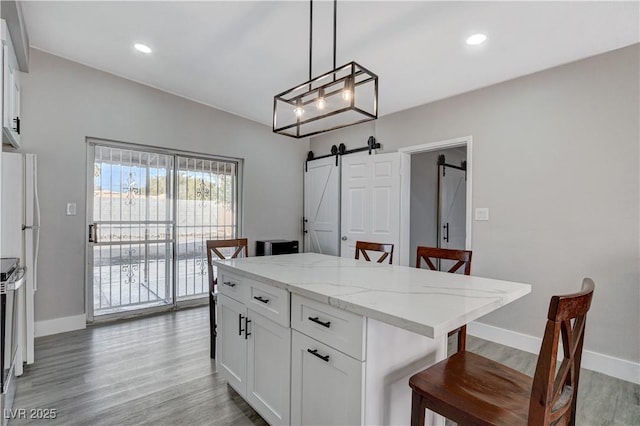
[215,253,531,426]
[217,270,291,426]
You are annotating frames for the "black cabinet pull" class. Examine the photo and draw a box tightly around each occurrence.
[13,117,20,134]
[238,314,244,336]
[254,296,270,304]
[245,317,251,339]
[307,348,330,362]
[223,281,236,287]
[308,316,331,328]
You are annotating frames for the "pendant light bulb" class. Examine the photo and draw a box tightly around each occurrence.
[342,77,353,101]
[316,89,326,110]
[294,98,305,118]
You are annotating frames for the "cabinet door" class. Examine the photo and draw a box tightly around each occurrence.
[291,331,363,426]
[217,294,247,396]
[246,310,291,425]
[2,42,19,146]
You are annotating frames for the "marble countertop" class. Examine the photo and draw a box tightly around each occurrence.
[215,253,531,338]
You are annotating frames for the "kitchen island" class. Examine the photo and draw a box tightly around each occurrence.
[214,253,531,426]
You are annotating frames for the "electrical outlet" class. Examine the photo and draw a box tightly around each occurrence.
[66,202,77,216]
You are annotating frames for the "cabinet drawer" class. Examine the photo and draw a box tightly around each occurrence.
[246,278,289,327]
[292,294,366,361]
[218,270,246,302]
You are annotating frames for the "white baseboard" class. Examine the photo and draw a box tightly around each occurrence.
[468,321,640,385]
[35,314,86,337]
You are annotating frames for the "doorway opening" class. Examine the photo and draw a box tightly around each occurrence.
[398,136,472,267]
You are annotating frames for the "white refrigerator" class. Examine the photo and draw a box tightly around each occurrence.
[1,152,39,367]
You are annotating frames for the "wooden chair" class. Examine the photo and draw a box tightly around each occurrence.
[206,238,248,359]
[409,278,595,426]
[416,246,472,351]
[355,240,394,264]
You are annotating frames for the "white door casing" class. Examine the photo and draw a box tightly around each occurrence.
[340,153,401,261]
[304,156,340,256]
[399,136,473,267]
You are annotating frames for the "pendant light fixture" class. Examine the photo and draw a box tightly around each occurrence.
[273,0,378,139]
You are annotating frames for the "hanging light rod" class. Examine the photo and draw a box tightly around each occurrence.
[273,0,379,139]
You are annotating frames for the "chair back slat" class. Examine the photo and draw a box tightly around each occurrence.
[528,278,595,425]
[206,238,248,289]
[416,246,472,275]
[354,241,394,264]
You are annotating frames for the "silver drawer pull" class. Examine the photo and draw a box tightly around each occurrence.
[308,316,331,328]
[223,281,237,287]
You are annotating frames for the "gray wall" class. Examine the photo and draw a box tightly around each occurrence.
[20,49,308,322]
[312,44,640,363]
[409,148,465,266]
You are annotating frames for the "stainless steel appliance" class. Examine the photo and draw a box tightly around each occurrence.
[255,240,299,256]
[1,258,24,425]
[1,152,39,366]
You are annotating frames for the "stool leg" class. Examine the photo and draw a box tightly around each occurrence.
[411,391,425,426]
[209,292,216,359]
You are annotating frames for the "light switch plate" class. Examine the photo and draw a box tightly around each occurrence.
[66,202,77,216]
[475,207,489,221]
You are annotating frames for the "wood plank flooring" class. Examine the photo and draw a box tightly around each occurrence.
[10,306,639,425]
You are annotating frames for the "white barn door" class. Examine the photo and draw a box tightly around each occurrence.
[341,153,401,261]
[304,156,340,256]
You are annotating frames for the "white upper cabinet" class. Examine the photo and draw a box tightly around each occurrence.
[2,19,21,148]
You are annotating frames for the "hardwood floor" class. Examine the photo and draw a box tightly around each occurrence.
[12,307,267,426]
[11,306,639,425]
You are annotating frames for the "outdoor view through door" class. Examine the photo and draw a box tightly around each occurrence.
[89,142,239,317]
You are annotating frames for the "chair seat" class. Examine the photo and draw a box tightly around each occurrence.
[409,351,532,426]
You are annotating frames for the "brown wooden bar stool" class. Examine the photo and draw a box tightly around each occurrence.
[206,238,248,359]
[355,240,394,264]
[416,246,472,352]
[409,278,595,426]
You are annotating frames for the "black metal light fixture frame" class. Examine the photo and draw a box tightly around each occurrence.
[273,0,378,139]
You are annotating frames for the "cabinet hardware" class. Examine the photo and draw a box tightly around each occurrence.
[254,296,270,304]
[308,316,331,328]
[245,317,252,339]
[223,281,237,287]
[238,314,245,336]
[443,222,449,243]
[307,348,330,362]
[13,117,20,134]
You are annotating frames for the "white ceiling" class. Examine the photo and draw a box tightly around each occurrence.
[21,1,640,127]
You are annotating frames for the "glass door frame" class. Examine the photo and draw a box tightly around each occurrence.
[85,138,243,323]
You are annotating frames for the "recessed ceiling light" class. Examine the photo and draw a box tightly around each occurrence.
[466,33,487,46]
[134,43,152,54]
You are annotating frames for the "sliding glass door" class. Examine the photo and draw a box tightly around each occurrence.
[87,141,240,319]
